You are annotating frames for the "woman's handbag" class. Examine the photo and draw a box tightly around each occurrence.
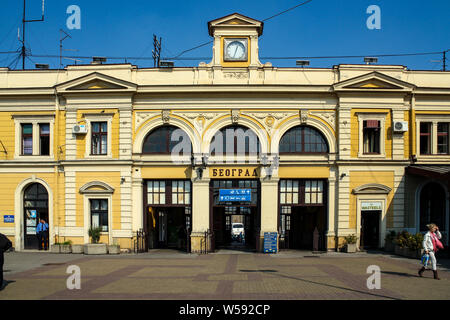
[421,253,430,267]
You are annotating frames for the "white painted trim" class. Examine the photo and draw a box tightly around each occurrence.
[14,116,55,159]
[271,116,336,154]
[356,195,387,249]
[133,116,201,154]
[357,113,387,158]
[14,177,54,251]
[83,114,113,158]
[83,194,113,244]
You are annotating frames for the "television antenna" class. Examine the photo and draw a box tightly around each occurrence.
[19,0,45,69]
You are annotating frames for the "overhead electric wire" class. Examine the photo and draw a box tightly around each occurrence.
[170,0,315,59]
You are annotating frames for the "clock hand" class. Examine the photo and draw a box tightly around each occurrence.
[234,46,238,57]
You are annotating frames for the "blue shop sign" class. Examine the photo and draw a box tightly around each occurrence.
[219,189,251,202]
[3,215,14,223]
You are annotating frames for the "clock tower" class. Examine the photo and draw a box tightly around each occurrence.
[206,13,264,68]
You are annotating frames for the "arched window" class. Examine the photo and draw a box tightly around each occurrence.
[142,125,192,154]
[279,126,329,154]
[23,183,48,249]
[420,182,446,232]
[210,125,261,156]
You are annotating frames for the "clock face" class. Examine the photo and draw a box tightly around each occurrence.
[224,39,247,61]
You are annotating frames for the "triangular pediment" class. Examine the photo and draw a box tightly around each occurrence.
[334,71,415,92]
[208,13,263,36]
[56,72,137,93]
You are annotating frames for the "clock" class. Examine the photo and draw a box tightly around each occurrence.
[224,38,248,62]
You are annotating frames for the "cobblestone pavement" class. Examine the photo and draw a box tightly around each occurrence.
[1,250,450,300]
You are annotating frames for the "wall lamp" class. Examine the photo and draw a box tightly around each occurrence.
[191,154,208,179]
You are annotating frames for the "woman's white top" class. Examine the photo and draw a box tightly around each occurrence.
[423,231,442,252]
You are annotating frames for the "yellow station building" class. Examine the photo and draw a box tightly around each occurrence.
[0,13,449,253]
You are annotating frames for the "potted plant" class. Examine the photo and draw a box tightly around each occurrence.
[84,227,107,255]
[50,242,61,253]
[394,230,408,256]
[71,243,84,254]
[384,231,396,252]
[344,234,357,253]
[60,240,72,254]
[108,243,121,254]
[405,232,423,258]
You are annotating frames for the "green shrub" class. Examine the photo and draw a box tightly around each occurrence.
[394,230,423,250]
[62,240,72,246]
[344,234,357,244]
[385,230,396,242]
[88,227,102,244]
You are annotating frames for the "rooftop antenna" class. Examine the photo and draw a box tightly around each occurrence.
[20,0,45,70]
[152,34,162,67]
[59,29,72,68]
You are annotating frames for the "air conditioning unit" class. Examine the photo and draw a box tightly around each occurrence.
[72,124,87,134]
[393,121,408,133]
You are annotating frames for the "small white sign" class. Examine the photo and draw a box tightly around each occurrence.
[361,201,382,211]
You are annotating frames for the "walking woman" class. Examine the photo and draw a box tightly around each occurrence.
[418,223,444,280]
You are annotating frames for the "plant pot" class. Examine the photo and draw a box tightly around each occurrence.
[384,241,395,252]
[108,245,120,254]
[345,243,357,253]
[50,244,61,253]
[84,243,107,255]
[71,244,84,254]
[394,245,403,256]
[60,245,72,254]
[406,248,423,259]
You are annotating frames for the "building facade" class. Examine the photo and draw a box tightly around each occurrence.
[0,13,449,252]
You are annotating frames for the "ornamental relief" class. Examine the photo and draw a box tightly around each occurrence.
[241,111,297,134]
[309,111,336,131]
[172,111,228,135]
[134,111,161,131]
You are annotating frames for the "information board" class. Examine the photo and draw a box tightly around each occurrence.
[219,189,251,202]
[3,215,14,223]
[263,232,278,253]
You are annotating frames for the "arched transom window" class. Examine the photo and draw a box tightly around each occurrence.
[279,126,329,154]
[210,125,261,156]
[142,125,192,154]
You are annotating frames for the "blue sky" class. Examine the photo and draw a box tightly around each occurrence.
[0,0,449,70]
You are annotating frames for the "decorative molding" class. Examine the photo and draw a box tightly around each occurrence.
[135,111,160,130]
[243,111,295,134]
[231,109,240,124]
[162,110,171,123]
[353,183,392,195]
[79,181,115,194]
[223,72,249,79]
[310,111,336,131]
[300,109,309,124]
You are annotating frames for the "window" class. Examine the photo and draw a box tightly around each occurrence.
[363,120,381,154]
[280,179,324,205]
[171,180,191,205]
[90,199,108,232]
[39,124,50,156]
[437,123,449,154]
[91,122,107,155]
[146,180,192,206]
[21,124,33,155]
[279,126,328,154]
[210,125,260,156]
[420,122,432,155]
[142,125,192,154]
[147,181,166,205]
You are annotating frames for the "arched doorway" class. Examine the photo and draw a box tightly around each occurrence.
[419,182,446,233]
[23,183,49,249]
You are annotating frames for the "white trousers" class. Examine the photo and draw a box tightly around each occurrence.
[428,251,437,271]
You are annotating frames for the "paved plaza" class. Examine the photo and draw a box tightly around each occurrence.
[1,250,450,300]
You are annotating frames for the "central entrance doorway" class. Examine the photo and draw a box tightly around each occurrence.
[144,180,192,251]
[211,179,260,251]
